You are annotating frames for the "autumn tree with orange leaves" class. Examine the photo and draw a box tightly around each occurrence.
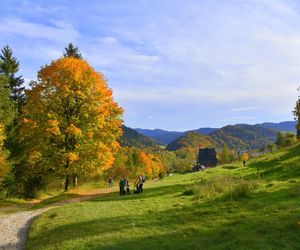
[20,57,123,192]
[106,147,165,180]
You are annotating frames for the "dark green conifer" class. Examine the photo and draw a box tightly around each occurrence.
[63,43,82,59]
[0,46,25,108]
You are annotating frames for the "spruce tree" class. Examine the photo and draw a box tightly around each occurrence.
[0,75,15,129]
[63,43,82,59]
[0,46,25,108]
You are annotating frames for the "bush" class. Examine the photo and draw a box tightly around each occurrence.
[191,176,259,201]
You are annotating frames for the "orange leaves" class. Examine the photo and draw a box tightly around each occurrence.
[38,57,107,90]
[21,56,123,179]
[23,117,33,124]
[86,131,94,139]
[65,124,82,137]
[28,151,41,162]
[45,127,61,136]
[65,152,79,162]
[110,147,165,179]
[47,119,59,127]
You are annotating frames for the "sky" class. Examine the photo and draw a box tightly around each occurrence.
[0,0,299,131]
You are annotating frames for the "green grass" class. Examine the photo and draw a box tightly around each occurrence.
[0,180,109,214]
[0,198,34,215]
[26,144,300,249]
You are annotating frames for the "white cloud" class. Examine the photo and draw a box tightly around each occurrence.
[1,0,300,129]
[231,106,266,112]
[0,17,78,42]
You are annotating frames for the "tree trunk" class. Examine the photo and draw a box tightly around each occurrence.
[72,174,77,187]
[65,174,70,191]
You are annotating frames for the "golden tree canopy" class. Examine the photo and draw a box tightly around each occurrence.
[21,57,123,178]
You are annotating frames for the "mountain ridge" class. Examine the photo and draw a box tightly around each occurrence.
[135,121,296,145]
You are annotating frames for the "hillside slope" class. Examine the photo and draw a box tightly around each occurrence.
[209,124,277,149]
[26,144,300,249]
[166,131,214,151]
[118,126,160,148]
[257,121,297,133]
[135,121,295,145]
[166,124,277,151]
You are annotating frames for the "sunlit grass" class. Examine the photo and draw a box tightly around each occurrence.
[26,144,300,249]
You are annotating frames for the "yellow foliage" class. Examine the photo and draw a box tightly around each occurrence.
[21,57,123,181]
[29,151,42,162]
[86,131,94,139]
[45,126,61,136]
[65,152,79,162]
[23,117,33,124]
[47,119,59,127]
[241,152,249,161]
[65,124,82,137]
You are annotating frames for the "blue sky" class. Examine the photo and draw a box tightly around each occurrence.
[0,0,299,130]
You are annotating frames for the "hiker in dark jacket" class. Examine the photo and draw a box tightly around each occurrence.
[119,178,126,195]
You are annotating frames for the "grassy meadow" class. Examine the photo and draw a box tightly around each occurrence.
[25,144,300,250]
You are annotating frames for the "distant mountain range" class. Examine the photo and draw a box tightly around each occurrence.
[135,121,297,145]
[256,121,297,132]
[134,128,185,145]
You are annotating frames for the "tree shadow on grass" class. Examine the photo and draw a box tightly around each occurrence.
[246,144,300,182]
[87,183,191,203]
[27,187,300,250]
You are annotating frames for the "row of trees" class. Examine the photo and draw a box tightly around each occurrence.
[106,147,165,180]
[0,46,25,192]
[275,132,297,148]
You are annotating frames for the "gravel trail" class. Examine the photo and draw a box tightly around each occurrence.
[0,188,113,250]
[0,209,48,250]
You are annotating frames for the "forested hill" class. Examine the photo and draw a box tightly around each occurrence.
[135,121,295,145]
[209,124,277,149]
[256,121,297,133]
[166,131,214,151]
[118,126,160,148]
[166,125,277,151]
[127,122,289,150]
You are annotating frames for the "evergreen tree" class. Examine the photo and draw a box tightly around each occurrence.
[63,43,82,59]
[0,46,25,108]
[0,75,15,129]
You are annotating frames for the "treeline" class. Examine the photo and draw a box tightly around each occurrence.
[0,44,171,198]
[1,42,299,198]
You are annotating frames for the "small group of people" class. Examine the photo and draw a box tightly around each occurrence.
[118,176,146,196]
[119,177,130,195]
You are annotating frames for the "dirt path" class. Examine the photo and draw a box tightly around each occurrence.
[0,188,114,250]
